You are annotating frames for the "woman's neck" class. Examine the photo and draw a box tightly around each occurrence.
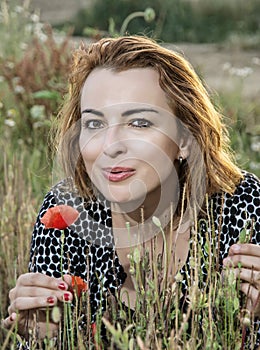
[110,175,186,247]
[112,174,180,225]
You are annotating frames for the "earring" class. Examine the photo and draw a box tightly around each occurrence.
[179,156,183,166]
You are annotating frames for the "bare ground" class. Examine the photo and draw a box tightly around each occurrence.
[166,43,260,101]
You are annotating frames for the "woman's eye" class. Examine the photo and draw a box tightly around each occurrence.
[84,119,104,129]
[129,119,153,128]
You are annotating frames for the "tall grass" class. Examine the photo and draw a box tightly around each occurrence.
[0,207,255,349]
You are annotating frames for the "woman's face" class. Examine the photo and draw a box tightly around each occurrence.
[79,68,184,209]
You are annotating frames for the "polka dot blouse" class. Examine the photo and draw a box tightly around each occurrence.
[28,171,260,348]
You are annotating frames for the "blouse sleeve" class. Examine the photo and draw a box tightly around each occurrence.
[215,171,260,259]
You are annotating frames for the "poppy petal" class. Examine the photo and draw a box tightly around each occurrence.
[71,275,88,297]
[41,205,79,229]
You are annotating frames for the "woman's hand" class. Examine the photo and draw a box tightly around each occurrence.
[1,273,73,339]
[223,243,260,317]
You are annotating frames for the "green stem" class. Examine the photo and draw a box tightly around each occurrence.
[120,11,145,35]
[60,230,64,278]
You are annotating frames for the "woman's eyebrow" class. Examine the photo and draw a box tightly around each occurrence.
[81,107,159,117]
[121,108,159,117]
[81,108,104,116]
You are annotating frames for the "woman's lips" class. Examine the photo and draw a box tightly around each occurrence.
[102,167,136,182]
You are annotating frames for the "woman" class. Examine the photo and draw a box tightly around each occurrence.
[3,36,260,348]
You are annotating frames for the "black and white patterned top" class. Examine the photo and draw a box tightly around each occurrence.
[28,171,260,348]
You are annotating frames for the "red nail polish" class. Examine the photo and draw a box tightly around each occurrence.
[63,293,70,302]
[47,296,55,304]
[58,282,66,290]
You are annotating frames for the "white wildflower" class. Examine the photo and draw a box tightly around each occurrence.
[34,23,47,42]
[251,141,260,152]
[7,109,17,118]
[4,119,15,127]
[30,14,39,23]
[14,6,24,14]
[37,32,47,42]
[6,62,14,69]
[30,105,45,120]
[20,42,28,50]
[222,62,231,71]
[14,85,25,94]
[229,66,253,78]
[252,57,260,65]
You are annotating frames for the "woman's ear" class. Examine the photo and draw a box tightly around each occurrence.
[177,136,192,160]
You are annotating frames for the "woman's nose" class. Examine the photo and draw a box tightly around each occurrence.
[102,124,127,158]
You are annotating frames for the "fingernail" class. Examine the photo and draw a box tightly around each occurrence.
[10,313,16,322]
[232,244,240,253]
[47,296,55,304]
[58,282,66,290]
[63,293,70,302]
[223,257,231,266]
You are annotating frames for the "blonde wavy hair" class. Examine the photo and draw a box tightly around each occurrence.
[54,35,242,214]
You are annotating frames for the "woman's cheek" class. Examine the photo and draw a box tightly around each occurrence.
[80,134,102,162]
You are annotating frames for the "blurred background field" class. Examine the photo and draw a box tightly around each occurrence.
[0,0,259,347]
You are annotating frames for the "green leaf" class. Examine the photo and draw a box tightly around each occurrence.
[239,228,250,243]
[233,297,240,312]
[32,90,60,100]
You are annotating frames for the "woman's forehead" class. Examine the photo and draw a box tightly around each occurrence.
[80,67,172,113]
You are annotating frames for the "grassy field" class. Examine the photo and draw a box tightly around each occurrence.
[0,1,259,349]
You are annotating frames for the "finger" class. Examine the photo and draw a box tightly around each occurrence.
[8,295,58,314]
[63,274,72,287]
[228,244,260,257]
[8,290,73,314]
[16,273,69,291]
[240,283,260,312]
[1,313,17,329]
[223,255,260,270]
[233,268,260,286]
[12,286,70,299]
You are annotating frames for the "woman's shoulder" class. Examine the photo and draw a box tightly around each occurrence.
[47,178,81,205]
[225,170,260,210]
[233,170,260,196]
[211,170,259,244]
[39,178,89,214]
[212,170,259,207]
[36,178,113,243]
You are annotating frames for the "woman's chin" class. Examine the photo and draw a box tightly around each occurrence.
[97,188,145,208]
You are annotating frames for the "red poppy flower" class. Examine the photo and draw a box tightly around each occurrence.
[40,205,79,230]
[71,275,88,297]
